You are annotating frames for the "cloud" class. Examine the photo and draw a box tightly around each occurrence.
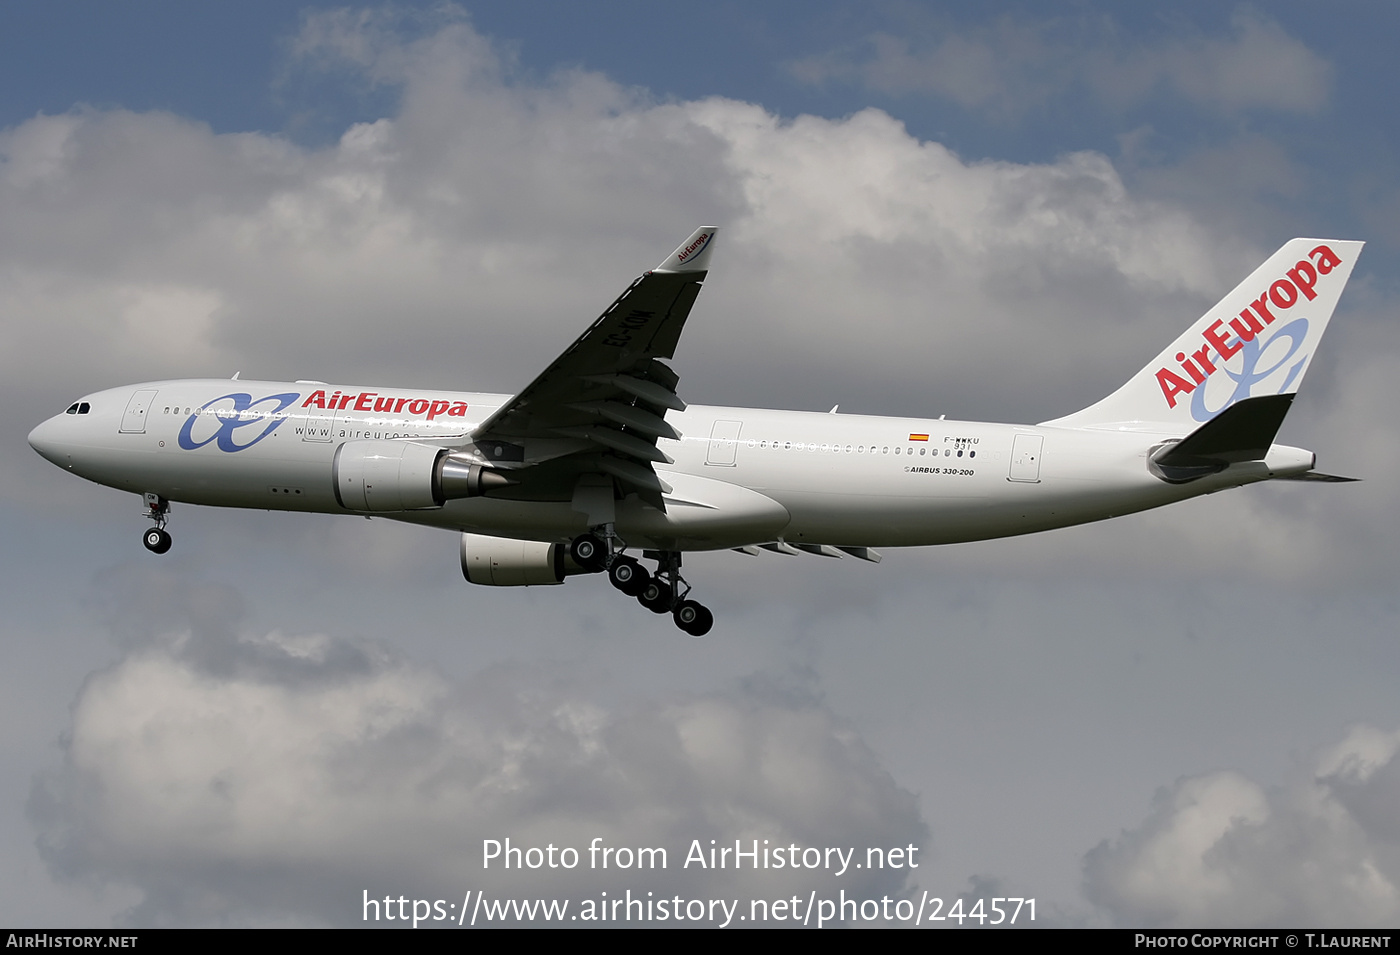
[788,10,1332,120]
[29,568,927,926]
[0,12,1236,419]
[1084,724,1400,928]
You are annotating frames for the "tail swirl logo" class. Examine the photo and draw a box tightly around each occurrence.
[1190,319,1308,423]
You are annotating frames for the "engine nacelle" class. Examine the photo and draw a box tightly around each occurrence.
[333,441,513,512]
[460,533,587,586]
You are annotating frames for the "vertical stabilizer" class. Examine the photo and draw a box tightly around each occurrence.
[1043,239,1362,432]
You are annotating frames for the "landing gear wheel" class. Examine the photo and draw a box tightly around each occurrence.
[673,600,713,637]
[569,533,607,573]
[637,579,674,614]
[143,527,172,555]
[608,557,650,596]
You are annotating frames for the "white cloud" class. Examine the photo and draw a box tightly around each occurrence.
[29,572,926,926]
[0,26,1231,408]
[1084,724,1400,928]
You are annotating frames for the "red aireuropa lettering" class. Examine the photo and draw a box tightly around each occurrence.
[1311,244,1341,274]
[1157,368,1196,408]
[1152,245,1345,409]
[1288,260,1318,300]
[1269,279,1299,310]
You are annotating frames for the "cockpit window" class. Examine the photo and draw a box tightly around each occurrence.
[66,403,79,414]
[78,402,90,414]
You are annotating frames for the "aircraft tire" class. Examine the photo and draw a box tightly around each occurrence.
[673,600,713,636]
[143,528,172,555]
[608,557,649,596]
[569,533,607,573]
[638,580,674,614]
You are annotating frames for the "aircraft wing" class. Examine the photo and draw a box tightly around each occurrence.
[470,226,717,502]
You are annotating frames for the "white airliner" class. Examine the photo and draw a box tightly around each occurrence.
[29,228,1361,635]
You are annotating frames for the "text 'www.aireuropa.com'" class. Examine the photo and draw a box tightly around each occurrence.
[364,890,1035,928]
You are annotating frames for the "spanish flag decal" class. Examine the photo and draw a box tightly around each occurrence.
[908,433,929,442]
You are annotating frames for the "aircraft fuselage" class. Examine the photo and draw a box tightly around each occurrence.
[28,378,1314,552]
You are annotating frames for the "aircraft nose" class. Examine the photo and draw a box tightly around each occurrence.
[28,415,70,467]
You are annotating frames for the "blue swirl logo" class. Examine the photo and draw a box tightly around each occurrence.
[177,392,300,452]
[1191,318,1309,423]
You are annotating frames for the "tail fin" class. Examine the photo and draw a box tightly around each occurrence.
[1043,239,1363,432]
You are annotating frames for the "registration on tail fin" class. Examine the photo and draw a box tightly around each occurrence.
[1044,239,1363,433]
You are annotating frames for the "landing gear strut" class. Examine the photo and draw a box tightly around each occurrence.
[142,493,172,554]
[566,531,714,636]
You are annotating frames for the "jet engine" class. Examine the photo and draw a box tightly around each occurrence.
[332,440,511,512]
[460,533,589,586]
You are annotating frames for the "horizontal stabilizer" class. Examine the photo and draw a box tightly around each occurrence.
[1274,471,1360,483]
[1150,394,1293,483]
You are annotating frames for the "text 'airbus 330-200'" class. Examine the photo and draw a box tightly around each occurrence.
[29,228,1362,636]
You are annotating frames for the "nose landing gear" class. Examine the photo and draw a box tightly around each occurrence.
[569,530,714,636]
[142,493,172,554]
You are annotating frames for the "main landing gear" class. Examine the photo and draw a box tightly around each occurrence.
[141,493,172,554]
[571,530,714,636]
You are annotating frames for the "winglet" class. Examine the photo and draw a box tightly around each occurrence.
[654,226,719,273]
